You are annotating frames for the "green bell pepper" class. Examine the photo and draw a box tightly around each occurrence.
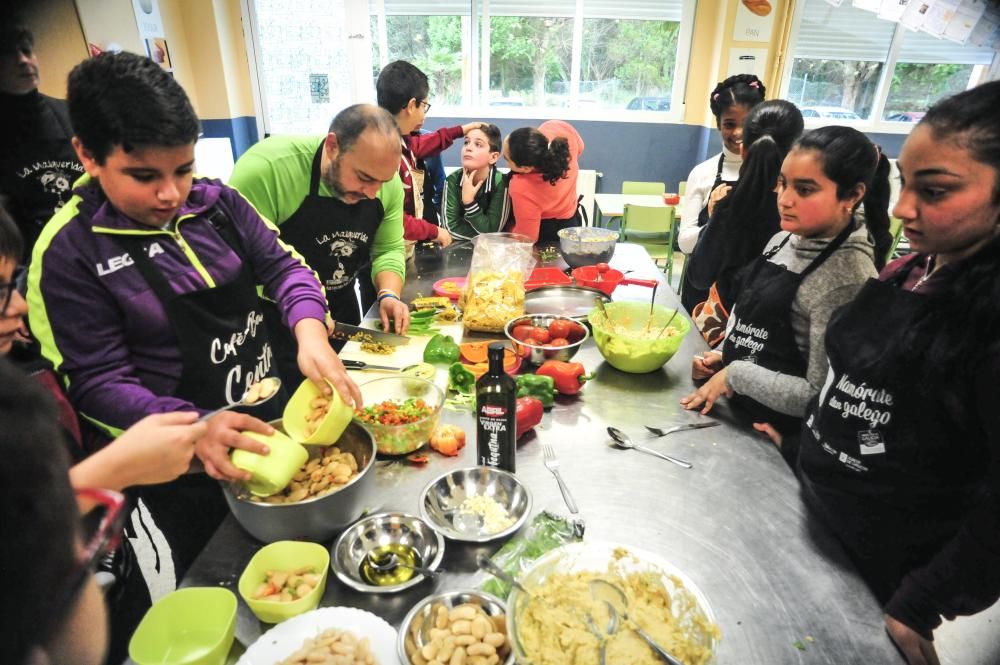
[515,374,557,407]
[423,334,461,364]
[448,362,477,395]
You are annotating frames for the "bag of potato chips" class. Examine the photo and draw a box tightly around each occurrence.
[460,233,536,333]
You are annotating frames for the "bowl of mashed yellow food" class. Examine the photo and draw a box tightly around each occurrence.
[587,301,690,373]
[507,541,719,665]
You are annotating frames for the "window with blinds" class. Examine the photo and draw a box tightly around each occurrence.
[786,0,998,126]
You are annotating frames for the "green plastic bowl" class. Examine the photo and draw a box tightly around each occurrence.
[238,540,329,623]
[230,430,309,497]
[128,587,236,665]
[587,301,690,373]
[282,378,353,445]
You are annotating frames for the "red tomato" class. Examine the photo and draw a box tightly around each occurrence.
[529,329,551,345]
[566,321,587,343]
[548,338,569,348]
[511,324,536,342]
[547,319,572,340]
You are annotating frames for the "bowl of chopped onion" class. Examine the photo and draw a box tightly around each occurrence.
[587,301,690,373]
[353,376,444,455]
[419,466,532,543]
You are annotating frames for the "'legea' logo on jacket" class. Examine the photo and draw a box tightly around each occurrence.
[95,242,165,277]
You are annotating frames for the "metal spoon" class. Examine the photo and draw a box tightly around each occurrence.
[584,600,619,665]
[607,427,692,469]
[644,421,720,438]
[475,553,532,596]
[644,282,659,332]
[198,377,282,422]
[655,308,681,339]
[364,551,440,578]
[590,580,685,665]
[595,296,612,324]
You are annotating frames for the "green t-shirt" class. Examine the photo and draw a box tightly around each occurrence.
[229,135,405,281]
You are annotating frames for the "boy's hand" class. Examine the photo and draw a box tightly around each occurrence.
[436,226,453,248]
[294,317,363,408]
[461,122,485,135]
[461,168,485,205]
[195,412,273,481]
[680,367,732,415]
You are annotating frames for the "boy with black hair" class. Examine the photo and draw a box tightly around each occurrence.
[28,52,360,582]
[442,123,508,239]
[375,59,482,247]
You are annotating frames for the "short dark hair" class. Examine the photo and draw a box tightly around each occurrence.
[709,74,766,122]
[471,123,502,153]
[329,104,400,155]
[507,127,571,185]
[376,60,429,115]
[67,51,200,163]
[0,202,24,262]
[0,23,33,56]
[0,358,79,665]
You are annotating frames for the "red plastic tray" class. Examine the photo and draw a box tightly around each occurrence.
[525,267,572,290]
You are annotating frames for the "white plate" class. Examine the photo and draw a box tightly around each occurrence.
[237,606,400,665]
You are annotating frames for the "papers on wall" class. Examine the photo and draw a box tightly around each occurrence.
[900,0,936,29]
[942,0,988,43]
[920,0,960,36]
[878,0,911,23]
[853,0,882,11]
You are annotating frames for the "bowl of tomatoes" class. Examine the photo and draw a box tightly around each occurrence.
[504,314,590,366]
[353,377,444,455]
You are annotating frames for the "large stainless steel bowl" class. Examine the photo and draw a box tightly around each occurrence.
[397,589,513,665]
[330,512,444,594]
[419,466,532,543]
[222,421,379,543]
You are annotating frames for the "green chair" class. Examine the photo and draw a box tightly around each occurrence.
[887,216,904,263]
[622,181,665,195]
[678,180,687,196]
[621,204,679,283]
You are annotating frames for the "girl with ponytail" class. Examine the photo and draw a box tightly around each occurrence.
[503,120,585,242]
[682,125,886,466]
[796,80,1000,664]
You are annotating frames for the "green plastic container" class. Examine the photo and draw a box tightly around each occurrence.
[282,378,353,445]
[238,540,329,623]
[128,587,236,665]
[230,430,308,497]
[588,301,691,373]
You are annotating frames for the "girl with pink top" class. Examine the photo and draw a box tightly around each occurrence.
[503,120,585,242]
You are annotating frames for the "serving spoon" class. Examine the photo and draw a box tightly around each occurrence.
[607,427,692,469]
[198,377,282,422]
[590,580,685,665]
[364,551,440,578]
[584,600,619,665]
[475,553,532,596]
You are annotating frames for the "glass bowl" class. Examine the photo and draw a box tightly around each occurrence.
[353,376,444,455]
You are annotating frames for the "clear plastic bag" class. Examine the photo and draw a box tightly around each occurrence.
[460,233,536,333]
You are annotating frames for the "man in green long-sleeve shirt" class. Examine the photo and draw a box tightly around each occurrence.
[230,104,410,332]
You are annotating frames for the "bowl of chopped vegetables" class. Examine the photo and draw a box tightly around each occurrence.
[587,301,690,373]
[419,466,532,543]
[354,376,445,455]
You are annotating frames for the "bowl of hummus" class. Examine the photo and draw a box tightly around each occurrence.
[507,541,719,665]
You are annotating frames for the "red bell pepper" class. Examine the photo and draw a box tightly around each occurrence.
[515,396,543,439]
[535,360,595,396]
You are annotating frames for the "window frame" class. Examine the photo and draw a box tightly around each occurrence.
[779,0,995,135]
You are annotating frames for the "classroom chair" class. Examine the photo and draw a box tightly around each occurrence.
[622,181,666,195]
[678,181,687,196]
[887,216,904,263]
[621,204,679,284]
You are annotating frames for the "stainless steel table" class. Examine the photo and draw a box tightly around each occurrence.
[180,242,936,664]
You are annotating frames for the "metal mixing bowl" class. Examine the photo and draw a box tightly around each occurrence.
[330,512,444,594]
[419,466,532,543]
[557,226,618,268]
[504,313,589,366]
[222,421,378,543]
[397,589,514,665]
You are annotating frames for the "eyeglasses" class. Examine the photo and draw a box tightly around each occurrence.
[57,489,127,613]
[419,100,432,113]
[0,265,26,316]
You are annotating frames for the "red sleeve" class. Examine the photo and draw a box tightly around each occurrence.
[405,126,464,160]
[403,212,441,241]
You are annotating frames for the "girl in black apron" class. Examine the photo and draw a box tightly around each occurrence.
[682,99,803,314]
[682,126,890,466]
[797,82,1000,662]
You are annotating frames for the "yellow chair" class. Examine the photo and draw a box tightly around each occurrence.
[678,180,687,196]
[887,216,904,263]
[621,204,679,283]
[622,181,665,195]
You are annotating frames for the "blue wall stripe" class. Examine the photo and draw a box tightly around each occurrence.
[200,116,259,160]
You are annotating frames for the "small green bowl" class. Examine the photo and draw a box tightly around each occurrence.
[238,540,329,623]
[587,301,690,373]
[231,430,309,497]
[128,587,236,665]
[283,379,354,445]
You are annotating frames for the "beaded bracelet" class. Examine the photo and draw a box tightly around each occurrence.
[377,292,401,303]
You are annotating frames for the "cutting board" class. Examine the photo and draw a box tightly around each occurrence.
[338,320,467,391]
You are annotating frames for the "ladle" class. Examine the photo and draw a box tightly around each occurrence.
[198,377,282,422]
[607,427,692,469]
[364,550,440,578]
[590,580,685,665]
[643,282,659,332]
[655,308,681,339]
[475,553,532,596]
[583,600,619,665]
[595,296,612,324]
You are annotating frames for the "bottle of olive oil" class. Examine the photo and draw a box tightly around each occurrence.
[476,342,516,472]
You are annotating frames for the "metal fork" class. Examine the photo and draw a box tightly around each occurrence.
[644,421,720,438]
[541,443,578,514]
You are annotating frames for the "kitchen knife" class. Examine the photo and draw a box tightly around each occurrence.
[329,321,411,346]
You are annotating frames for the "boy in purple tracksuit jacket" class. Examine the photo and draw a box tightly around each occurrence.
[27,52,360,580]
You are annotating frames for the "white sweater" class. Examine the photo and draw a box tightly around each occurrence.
[678,147,742,254]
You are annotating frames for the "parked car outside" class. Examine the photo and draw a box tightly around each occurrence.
[885,111,926,122]
[626,96,671,111]
[800,106,862,120]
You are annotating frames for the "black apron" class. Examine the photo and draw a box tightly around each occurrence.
[538,195,587,243]
[275,144,384,325]
[722,224,853,444]
[682,153,740,311]
[114,211,287,576]
[798,260,986,602]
